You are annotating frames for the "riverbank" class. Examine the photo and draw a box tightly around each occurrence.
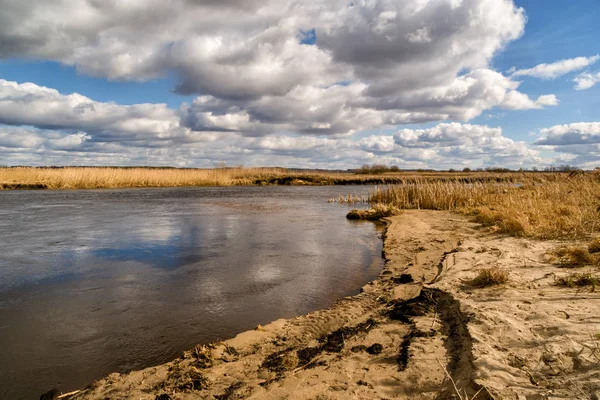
[53,210,599,399]
[1,167,530,190]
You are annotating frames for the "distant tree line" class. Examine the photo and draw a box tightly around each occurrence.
[354,164,593,174]
[355,164,401,174]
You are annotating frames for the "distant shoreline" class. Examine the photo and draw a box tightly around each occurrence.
[0,166,532,191]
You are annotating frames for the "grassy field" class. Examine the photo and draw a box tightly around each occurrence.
[4,166,597,240]
[0,166,525,190]
[363,171,600,239]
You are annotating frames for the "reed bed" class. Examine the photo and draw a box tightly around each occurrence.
[363,172,600,239]
[0,167,528,190]
[0,167,283,189]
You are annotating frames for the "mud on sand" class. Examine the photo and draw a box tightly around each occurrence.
[62,211,599,399]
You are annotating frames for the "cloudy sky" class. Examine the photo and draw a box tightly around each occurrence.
[0,0,599,169]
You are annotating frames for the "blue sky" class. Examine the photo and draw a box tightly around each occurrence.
[0,0,599,169]
[478,0,600,137]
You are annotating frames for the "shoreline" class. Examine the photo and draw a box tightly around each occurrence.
[48,211,600,399]
[0,167,539,191]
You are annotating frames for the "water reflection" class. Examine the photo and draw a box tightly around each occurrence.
[0,186,382,400]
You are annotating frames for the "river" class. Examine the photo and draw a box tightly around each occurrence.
[0,186,383,399]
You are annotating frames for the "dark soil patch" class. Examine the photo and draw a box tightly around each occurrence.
[366,344,383,355]
[398,328,416,371]
[387,292,436,324]
[393,274,414,284]
[261,349,296,374]
[320,318,377,352]
[297,346,321,366]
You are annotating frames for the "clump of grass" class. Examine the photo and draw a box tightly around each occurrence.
[346,204,401,221]
[551,246,596,267]
[555,273,600,290]
[472,207,526,236]
[468,267,509,288]
[588,237,600,253]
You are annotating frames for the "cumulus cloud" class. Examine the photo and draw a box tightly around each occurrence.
[0,121,540,170]
[0,0,557,140]
[392,123,538,166]
[573,71,600,90]
[0,0,566,168]
[0,79,190,143]
[533,122,600,167]
[510,55,600,79]
[535,122,600,146]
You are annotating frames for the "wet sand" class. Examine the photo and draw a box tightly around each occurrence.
[56,210,600,399]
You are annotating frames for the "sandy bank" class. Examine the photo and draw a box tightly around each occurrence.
[54,211,599,399]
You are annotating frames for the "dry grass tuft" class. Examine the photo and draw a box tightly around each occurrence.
[551,246,596,267]
[589,237,600,253]
[468,267,509,288]
[555,273,600,290]
[346,204,401,221]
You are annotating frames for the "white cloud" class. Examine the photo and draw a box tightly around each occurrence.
[405,27,432,43]
[573,71,600,90]
[511,55,600,79]
[535,122,600,146]
[0,0,566,168]
[533,122,600,168]
[0,0,555,139]
[0,79,190,143]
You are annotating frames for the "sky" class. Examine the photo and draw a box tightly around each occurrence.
[0,0,599,170]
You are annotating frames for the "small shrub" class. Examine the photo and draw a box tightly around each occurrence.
[555,273,600,291]
[473,209,525,236]
[469,268,509,288]
[589,237,600,253]
[497,217,526,236]
[552,246,595,267]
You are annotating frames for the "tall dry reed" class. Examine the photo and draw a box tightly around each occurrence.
[367,173,600,239]
[0,167,298,189]
[0,167,528,190]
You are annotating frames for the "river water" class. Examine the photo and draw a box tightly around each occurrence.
[0,186,383,399]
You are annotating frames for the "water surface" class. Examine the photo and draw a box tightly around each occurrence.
[0,186,382,399]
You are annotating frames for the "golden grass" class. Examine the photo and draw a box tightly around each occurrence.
[0,167,292,189]
[367,172,600,239]
[551,246,596,267]
[346,204,401,221]
[468,267,509,288]
[0,167,525,190]
[0,167,532,191]
[589,237,600,253]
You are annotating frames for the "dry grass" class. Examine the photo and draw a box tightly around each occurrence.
[555,273,600,291]
[368,172,600,239]
[589,237,600,253]
[0,167,289,189]
[550,246,596,267]
[468,267,509,288]
[346,204,401,221]
[0,167,525,190]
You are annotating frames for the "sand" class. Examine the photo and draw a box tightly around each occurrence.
[55,210,599,400]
